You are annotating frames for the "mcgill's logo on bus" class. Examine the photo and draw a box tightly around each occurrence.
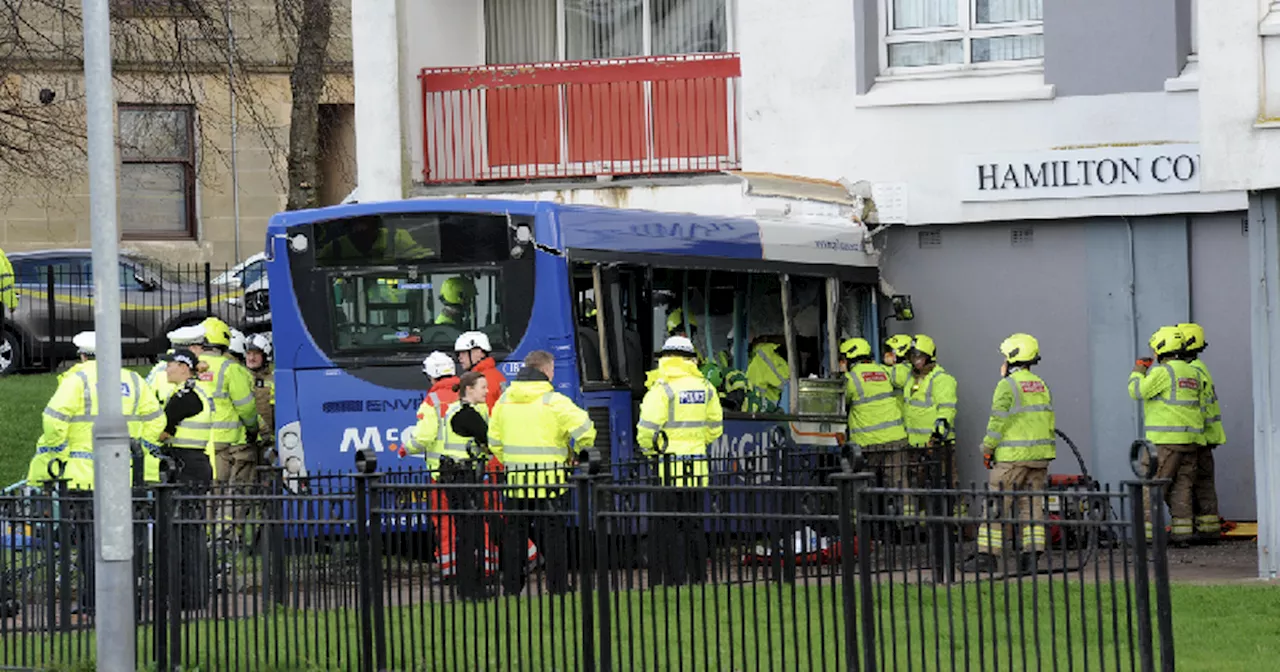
[339,425,417,453]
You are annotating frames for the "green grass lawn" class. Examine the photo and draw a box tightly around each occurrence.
[6,581,1278,671]
[0,368,152,488]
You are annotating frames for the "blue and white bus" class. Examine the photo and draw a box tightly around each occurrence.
[264,199,894,481]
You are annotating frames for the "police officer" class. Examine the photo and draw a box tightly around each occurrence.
[158,348,216,482]
[1178,323,1223,544]
[489,350,596,597]
[245,334,275,459]
[1130,326,1211,545]
[970,333,1056,573]
[26,332,165,613]
[441,371,502,599]
[156,346,216,608]
[148,326,206,404]
[637,335,724,586]
[841,338,909,489]
[189,317,259,485]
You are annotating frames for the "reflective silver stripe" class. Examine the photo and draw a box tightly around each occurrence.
[662,420,708,429]
[846,370,864,400]
[906,428,932,435]
[1157,364,1198,407]
[999,439,1056,447]
[661,382,676,425]
[985,432,1003,442]
[907,374,935,408]
[136,408,164,422]
[170,438,210,449]
[637,419,661,431]
[43,407,71,421]
[502,445,562,457]
[936,402,957,409]
[852,418,904,433]
[1146,425,1201,434]
[428,392,440,409]
[75,370,92,416]
[569,420,593,441]
[1207,415,1222,423]
[1129,376,1141,399]
[232,394,255,407]
[760,351,784,385]
[1020,404,1052,412]
[130,372,142,417]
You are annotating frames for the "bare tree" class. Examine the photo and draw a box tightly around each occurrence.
[0,0,347,205]
[284,0,332,211]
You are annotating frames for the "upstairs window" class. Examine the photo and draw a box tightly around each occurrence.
[484,0,730,65]
[881,0,1044,73]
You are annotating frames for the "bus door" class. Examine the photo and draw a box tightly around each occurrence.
[572,261,645,464]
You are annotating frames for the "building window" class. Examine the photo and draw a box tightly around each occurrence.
[118,105,196,240]
[484,0,730,65]
[881,0,1043,72]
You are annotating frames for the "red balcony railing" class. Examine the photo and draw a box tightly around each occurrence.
[419,53,741,184]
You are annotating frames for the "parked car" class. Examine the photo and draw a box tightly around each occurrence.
[216,252,271,331]
[0,250,246,375]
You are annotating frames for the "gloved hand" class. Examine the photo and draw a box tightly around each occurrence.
[397,445,408,458]
[983,450,994,470]
[1133,358,1153,374]
[246,428,259,445]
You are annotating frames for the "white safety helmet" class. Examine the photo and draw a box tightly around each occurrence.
[246,333,273,358]
[229,329,247,356]
[167,324,205,347]
[73,331,97,356]
[660,335,697,357]
[454,331,492,354]
[421,351,457,379]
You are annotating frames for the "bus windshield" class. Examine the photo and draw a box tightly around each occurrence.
[285,210,536,361]
[332,269,505,351]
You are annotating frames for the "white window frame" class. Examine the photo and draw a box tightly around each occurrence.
[878,0,1044,77]
[482,0,736,66]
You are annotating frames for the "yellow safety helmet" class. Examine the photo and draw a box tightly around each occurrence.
[1149,326,1185,357]
[910,334,938,360]
[200,317,232,348]
[1177,322,1206,352]
[440,276,476,305]
[840,337,873,360]
[666,308,698,334]
[885,334,913,358]
[999,333,1040,364]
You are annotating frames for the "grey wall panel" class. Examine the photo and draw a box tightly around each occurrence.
[1084,219,1143,485]
[1189,212,1254,518]
[880,223,1091,485]
[1044,0,1187,96]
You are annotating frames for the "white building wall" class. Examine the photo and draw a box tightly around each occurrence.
[1198,0,1280,192]
[735,0,1244,223]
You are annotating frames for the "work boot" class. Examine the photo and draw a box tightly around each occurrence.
[962,554,998,573]
[1018,552,1041,575]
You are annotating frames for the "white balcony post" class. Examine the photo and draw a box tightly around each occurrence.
[351,0,405,202]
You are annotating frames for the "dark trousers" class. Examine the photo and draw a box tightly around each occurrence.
[441,460,485,599]
[501,496,567,596]
[171,449,212,609]
[67,493,95,611]
[649,489,708,587]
